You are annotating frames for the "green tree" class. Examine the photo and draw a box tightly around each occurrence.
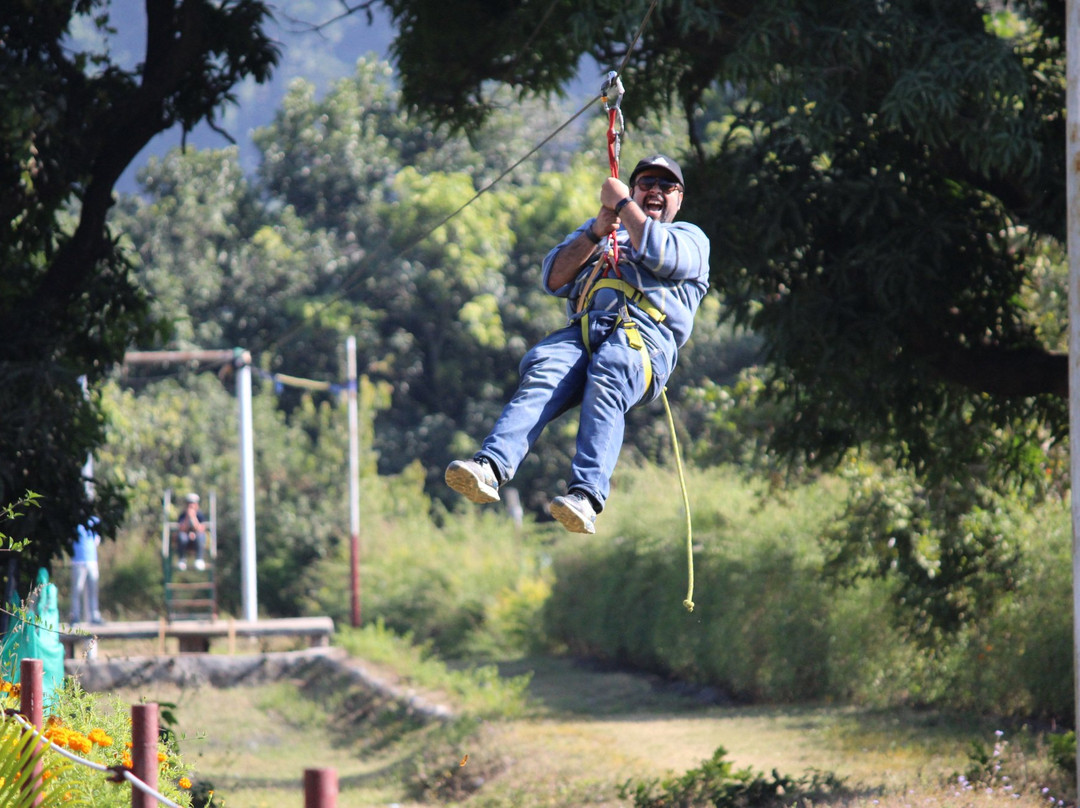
[0,0,278,582]
[373,0,1069,629]
[378,0,1067,470]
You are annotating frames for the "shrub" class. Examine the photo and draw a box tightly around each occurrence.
[0,677,198,807]
[618,746,849,808]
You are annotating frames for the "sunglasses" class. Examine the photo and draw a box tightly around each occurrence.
[635,176,682,193]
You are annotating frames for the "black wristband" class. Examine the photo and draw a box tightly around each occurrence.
[584,225,602,244]
[614,196,633,215]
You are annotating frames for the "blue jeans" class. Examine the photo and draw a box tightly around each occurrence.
[480,313,666,509]
[179,530,206,561]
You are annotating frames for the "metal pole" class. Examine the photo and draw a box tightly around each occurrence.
[1067,0,1080,785]
[235,349,258,622]
[19,659,42,807]
[347,337,361,627]
[304,768,338,808]
[79,375,94,499]
[131,703,158,808]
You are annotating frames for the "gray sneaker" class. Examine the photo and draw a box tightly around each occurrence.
[445,457,501,503]
[550,491,597,534]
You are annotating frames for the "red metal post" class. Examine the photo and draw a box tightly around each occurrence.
[19,658,42,727]
[19,659,43,807]
[304,768,338,808]
[131,703,158,808]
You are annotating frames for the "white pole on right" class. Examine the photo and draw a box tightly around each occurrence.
[347,336,361,628]
[235,349,258,623]
[1066,0,1080,784]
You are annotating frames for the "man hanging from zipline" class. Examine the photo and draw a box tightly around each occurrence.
[445,144,711,533]
[446,70,709,539]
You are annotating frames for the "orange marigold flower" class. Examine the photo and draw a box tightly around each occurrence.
[121,753,133,768]
[67,733,92,754]
[88,729,112,747]
[179,777,192,790]
[42,769,54,780]
[44,727,70,748]
[157,751,167,763]
[124,741,132,749]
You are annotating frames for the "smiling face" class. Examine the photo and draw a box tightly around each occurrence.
[631,169,684,223]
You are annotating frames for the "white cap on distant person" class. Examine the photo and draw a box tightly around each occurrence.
[186,493,200,504]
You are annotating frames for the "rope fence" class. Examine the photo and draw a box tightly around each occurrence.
[9,658,339,807]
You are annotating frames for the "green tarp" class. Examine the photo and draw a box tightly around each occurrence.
[1,568,66,704]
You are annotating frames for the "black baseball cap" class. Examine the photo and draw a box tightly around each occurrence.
[628,154,685,187]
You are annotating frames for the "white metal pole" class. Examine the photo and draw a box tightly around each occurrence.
[79,375,94,499]
[1066,0,1080,783]
[235,349,258,622]
[347,337,361,627]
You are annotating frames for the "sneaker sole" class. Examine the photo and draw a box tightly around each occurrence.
[550,498,596,534]
[445,462,500,504]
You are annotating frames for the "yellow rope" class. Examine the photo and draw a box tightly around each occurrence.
[661,389,694,612]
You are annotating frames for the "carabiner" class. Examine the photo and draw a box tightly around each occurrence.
[601,71,625,177]
[601,71,625,112]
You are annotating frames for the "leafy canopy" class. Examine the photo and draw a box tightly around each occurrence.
[378,0,1068,478]
[0,0,278,579]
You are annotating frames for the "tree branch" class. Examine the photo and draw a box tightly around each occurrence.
[916,340,1068,399]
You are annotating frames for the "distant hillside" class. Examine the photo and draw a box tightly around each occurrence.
[104,0,396,193]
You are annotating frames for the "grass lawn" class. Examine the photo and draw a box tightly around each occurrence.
[107,653,1071,808]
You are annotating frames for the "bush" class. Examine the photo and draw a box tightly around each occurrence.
[618,746,849,808]
[544,465,841,702]
[0,677,199,807]
[542,463,1076,719]
[308,461,554,660]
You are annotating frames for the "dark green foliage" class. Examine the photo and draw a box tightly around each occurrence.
[538,466,1075,719]
[1048,732,1076,788]
[544,534,833,702]
[698,0,1068,475]
[383,0,1072,618]
[821,462,1020,639]
[0,0,278,590]
[619,747,850,808]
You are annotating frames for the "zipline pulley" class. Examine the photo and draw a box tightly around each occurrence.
[597,71,626,282]
[601,71,625,178]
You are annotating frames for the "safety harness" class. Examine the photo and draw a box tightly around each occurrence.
[578,278,664,394]
[572,72,696,613]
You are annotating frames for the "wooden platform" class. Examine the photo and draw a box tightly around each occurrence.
[60,616,335,656]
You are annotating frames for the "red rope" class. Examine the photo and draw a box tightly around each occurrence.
[602,80,623,279]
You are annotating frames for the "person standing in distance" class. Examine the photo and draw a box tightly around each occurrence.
[70,516,103,624]
[446,155,710,533]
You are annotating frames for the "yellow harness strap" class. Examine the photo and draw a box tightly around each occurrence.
[585,278,666,323]
[577,278,665,397]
